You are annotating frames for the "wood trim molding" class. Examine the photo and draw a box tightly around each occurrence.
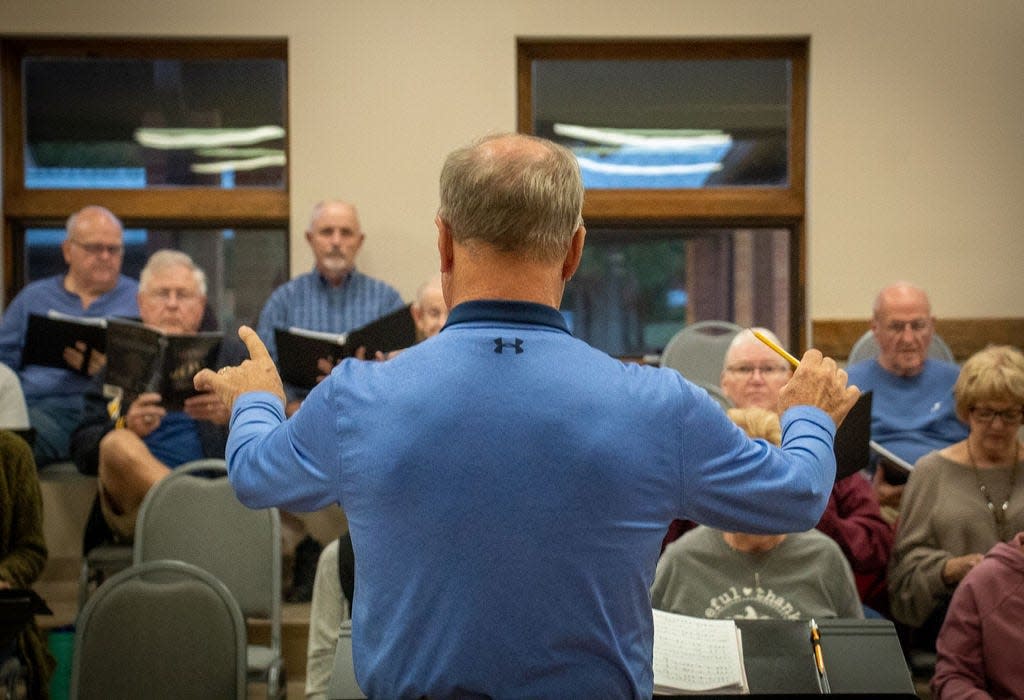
[813,318,1024,363]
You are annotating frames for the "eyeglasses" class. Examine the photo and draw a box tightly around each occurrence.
[970,406,1024,424]
[881,318,931,335]
[146,288,200,303]
[725,365,791,378]
[70,239,124,256]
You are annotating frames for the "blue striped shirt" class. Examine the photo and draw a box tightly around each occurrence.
[256,268,404,361]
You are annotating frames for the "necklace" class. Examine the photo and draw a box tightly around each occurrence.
[966,440,1021,537]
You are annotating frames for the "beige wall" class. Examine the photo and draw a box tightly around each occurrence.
[3,0,1023,336]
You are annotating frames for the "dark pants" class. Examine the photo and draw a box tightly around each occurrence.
[338,530,355,609]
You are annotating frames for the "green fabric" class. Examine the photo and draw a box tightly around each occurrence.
[0,430,55,698]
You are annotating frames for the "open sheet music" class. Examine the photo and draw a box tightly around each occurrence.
[104,318,222,411]
[652,610,749,694]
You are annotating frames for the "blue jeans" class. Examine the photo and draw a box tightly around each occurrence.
[27,394,85,466]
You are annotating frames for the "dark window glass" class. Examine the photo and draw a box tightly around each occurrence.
[532,59,790,189]
[23,57,286,189]
[562,227,791,357]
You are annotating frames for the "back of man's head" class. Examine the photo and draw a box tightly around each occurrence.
[437,133,583,263]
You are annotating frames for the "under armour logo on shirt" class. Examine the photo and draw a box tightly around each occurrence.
[494,338,524,354]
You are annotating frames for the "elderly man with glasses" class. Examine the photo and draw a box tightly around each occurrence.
[70,249,244,540]
[0,205,139,465]
[847,282,968,515]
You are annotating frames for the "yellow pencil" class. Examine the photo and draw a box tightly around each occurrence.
[751,329,800,369]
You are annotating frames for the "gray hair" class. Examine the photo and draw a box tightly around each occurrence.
[437,133,584,263]
[308,199,360,231]
[726,327,783,356]
[414,274,443,307]
[139,249,208,297]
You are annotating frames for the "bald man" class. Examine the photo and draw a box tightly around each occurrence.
[0,206,139,464]
[256,200,403,366]
[847,282,967,511]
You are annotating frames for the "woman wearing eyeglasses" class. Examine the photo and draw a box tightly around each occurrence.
[888,345,1024,646]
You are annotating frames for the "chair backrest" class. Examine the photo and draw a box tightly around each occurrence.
[132,459,281,627]
[847,329,955,366]
[70,559,246,700]
[659,320,744,387]
[326,620,366,700]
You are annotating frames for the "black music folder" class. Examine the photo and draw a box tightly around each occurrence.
[712,617,917,698]
[275,305,417,389]
[21,312,108,372]
[833,391,873,480]
[104,318,222,411]
[815,618,916,696]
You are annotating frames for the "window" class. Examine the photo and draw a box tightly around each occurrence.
[519,39,807,355]
[531,58,791,190]
[564,226,790,357]
[2,38,289,332]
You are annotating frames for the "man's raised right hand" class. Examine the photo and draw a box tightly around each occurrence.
[777,349,861,427]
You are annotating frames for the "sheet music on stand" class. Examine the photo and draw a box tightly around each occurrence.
[652,610,749,695]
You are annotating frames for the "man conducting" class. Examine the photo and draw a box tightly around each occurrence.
[197,133,859,698]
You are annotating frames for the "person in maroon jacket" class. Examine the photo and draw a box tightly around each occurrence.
[815,467,894,615]
[931,532,1024,699]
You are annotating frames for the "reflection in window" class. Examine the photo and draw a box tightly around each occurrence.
[26,228,287,334]
[532,59,791,189]
[562,228,790,357]
[23,57,286,189]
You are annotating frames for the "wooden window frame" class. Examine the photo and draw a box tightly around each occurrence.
[1,36,290,302]
[517,37,808,349]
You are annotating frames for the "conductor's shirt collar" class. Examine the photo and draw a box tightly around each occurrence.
[443,300,569,334]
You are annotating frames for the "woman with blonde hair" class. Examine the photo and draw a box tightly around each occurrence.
[889,345,1024,641]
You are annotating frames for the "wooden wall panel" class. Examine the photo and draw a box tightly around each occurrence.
[813,319,1024,363]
